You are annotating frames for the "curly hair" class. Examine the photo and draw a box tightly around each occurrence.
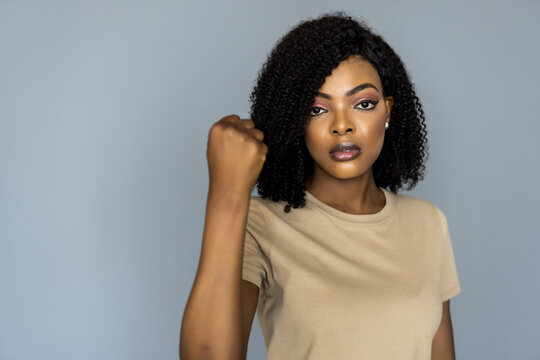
[249,11,429,213]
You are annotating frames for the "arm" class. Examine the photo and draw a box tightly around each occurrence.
[431,300,457,360]
[179,116,267,360]
[180,191,250,360]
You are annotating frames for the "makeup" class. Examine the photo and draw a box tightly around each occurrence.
[329,142,362,162]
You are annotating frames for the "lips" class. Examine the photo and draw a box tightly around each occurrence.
[329,142,362,162]
[330,142,361,154]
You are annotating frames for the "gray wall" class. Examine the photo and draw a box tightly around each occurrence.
[1,0,539,359]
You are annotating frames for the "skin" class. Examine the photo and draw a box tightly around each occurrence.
[304,55,457,359]
[432,300,457,359]
[180,116,267,360]
[180,55,456,359]
[304,55,393,214]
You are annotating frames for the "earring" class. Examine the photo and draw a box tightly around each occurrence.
[385,122,389,129]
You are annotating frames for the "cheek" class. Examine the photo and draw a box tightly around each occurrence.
[304,129,313,146]
[358,118,385,142]
[371,109,388,133]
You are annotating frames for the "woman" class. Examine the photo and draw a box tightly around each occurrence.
[180,11,461,360]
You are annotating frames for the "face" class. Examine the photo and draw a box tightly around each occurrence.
[304,55,393,182]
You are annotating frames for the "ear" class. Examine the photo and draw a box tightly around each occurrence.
[384,96,394,124]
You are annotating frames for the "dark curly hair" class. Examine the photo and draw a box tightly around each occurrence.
[249,11,429,213]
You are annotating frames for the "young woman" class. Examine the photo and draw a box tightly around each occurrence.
[180,12,461,360]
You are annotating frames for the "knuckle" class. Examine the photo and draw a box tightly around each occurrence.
[211,119,225,130]
[209,122,227,139]
[223,126,237,137]
[223,114,240,121]
[253,128,264,138]
[208,124,219,138]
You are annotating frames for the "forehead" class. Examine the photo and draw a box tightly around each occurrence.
[318,55,382,93]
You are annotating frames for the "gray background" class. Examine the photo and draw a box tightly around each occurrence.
[1,0,539,359]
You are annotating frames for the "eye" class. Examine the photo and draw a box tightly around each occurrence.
[355,100,379,110]
[309,106,328,117]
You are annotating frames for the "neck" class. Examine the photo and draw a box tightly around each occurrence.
[305,167,385,215]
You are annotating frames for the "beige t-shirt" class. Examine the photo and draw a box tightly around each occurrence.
[242,188,461,359]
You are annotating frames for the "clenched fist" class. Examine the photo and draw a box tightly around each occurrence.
[206,115,268,196]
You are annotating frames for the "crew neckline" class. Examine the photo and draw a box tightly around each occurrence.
[304,187,394,223]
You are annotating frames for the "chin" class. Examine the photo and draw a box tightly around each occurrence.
[333,171,369,180]
[325,163,372,180]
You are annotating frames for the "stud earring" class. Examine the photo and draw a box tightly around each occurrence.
[385,122,389,129]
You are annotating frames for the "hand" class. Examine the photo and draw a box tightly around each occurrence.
[206,115,268,196]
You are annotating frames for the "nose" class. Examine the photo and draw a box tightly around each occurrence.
[331,110,355,136]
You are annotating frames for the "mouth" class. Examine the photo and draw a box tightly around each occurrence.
[329,142,362,162]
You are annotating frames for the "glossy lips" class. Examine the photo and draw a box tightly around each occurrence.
[329,142,362,162]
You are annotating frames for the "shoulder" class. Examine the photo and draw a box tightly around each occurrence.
[248,195,275,215]
[247,196,265,230]
[391,191,448,226]
[249,195,290,216]
[247,195,285,231]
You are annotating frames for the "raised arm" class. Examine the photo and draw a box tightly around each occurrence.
[179,115,267,360]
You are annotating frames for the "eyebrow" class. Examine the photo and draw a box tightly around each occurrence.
[315,83,380,100]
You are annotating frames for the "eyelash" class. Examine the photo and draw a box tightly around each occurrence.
[309,100,379,117]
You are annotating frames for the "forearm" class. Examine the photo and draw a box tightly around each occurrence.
[180,190,251,360]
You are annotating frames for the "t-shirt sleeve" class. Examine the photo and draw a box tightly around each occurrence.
[437,208,461,301]
[242,197,272,291]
